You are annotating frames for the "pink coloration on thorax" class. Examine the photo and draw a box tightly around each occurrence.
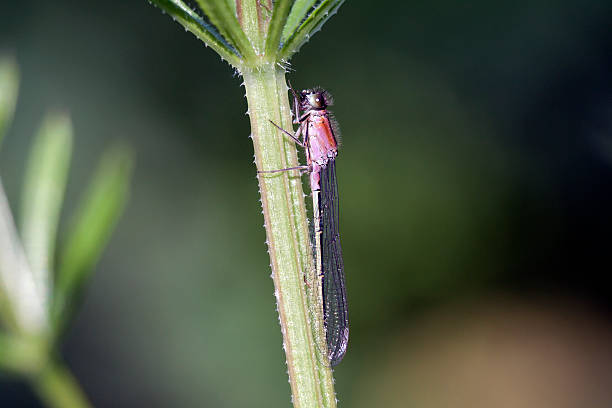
[306,110,337,191]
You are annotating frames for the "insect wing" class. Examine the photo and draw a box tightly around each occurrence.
[319,159,349,365]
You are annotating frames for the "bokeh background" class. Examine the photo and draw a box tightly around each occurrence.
[2,1,612,407]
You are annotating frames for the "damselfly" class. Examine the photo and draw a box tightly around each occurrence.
[261,84,348,366]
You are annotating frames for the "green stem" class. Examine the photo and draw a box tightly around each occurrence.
[32,360,92,408]
[243,66,336,407]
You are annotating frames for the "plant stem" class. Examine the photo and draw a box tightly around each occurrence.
[243,66,336,407]
[32,360,92,408]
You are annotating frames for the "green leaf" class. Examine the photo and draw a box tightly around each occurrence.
[225,0,236,17]
[280,0,316,44]
[0,56,19,148]
[21,113,73,310]
[195,0,256,60]
[33,360,93,408]
[52,145,133,333]
[149,0,242,66]
[280,0,345,60]
[0,278,19,332]
[265,0,297,57]
[0,333,47,375]
[0,181,47,334]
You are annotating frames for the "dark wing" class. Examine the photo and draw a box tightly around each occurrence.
[319,159,349,366]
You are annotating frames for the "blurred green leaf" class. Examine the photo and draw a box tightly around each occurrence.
[0,181,47,334]
[281,0,316,44]
[265,0,297,57]
[34,360,93,408]
[0,282,19,332]
[0,332,48,375]
[149,0,242,66]
[52,145,133,333]
[21,113,73,309]
[280,0,345,60]
[0,56,19,148]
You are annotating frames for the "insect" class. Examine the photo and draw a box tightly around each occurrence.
[260,84,348,366]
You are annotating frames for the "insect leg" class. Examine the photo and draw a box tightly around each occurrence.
[287,80,301,123]
[257,165,309,174]
[268,120,304,147]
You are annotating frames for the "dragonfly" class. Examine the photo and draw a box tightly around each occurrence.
[261,84,348,366]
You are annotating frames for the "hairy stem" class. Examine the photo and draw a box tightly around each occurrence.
[243,66,336,407]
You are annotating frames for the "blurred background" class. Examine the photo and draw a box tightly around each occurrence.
[2,0,612,407]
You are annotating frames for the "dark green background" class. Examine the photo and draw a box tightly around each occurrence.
[2,1,612,407]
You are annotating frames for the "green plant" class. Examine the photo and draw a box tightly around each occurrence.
[148,1,345,406]
[0,56,133,408]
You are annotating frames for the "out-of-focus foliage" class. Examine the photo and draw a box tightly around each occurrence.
[0,56,133,407]
[1,0,612,407]
[53,146,133,333]
[0,57,19,147]
[21,113,73,311]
